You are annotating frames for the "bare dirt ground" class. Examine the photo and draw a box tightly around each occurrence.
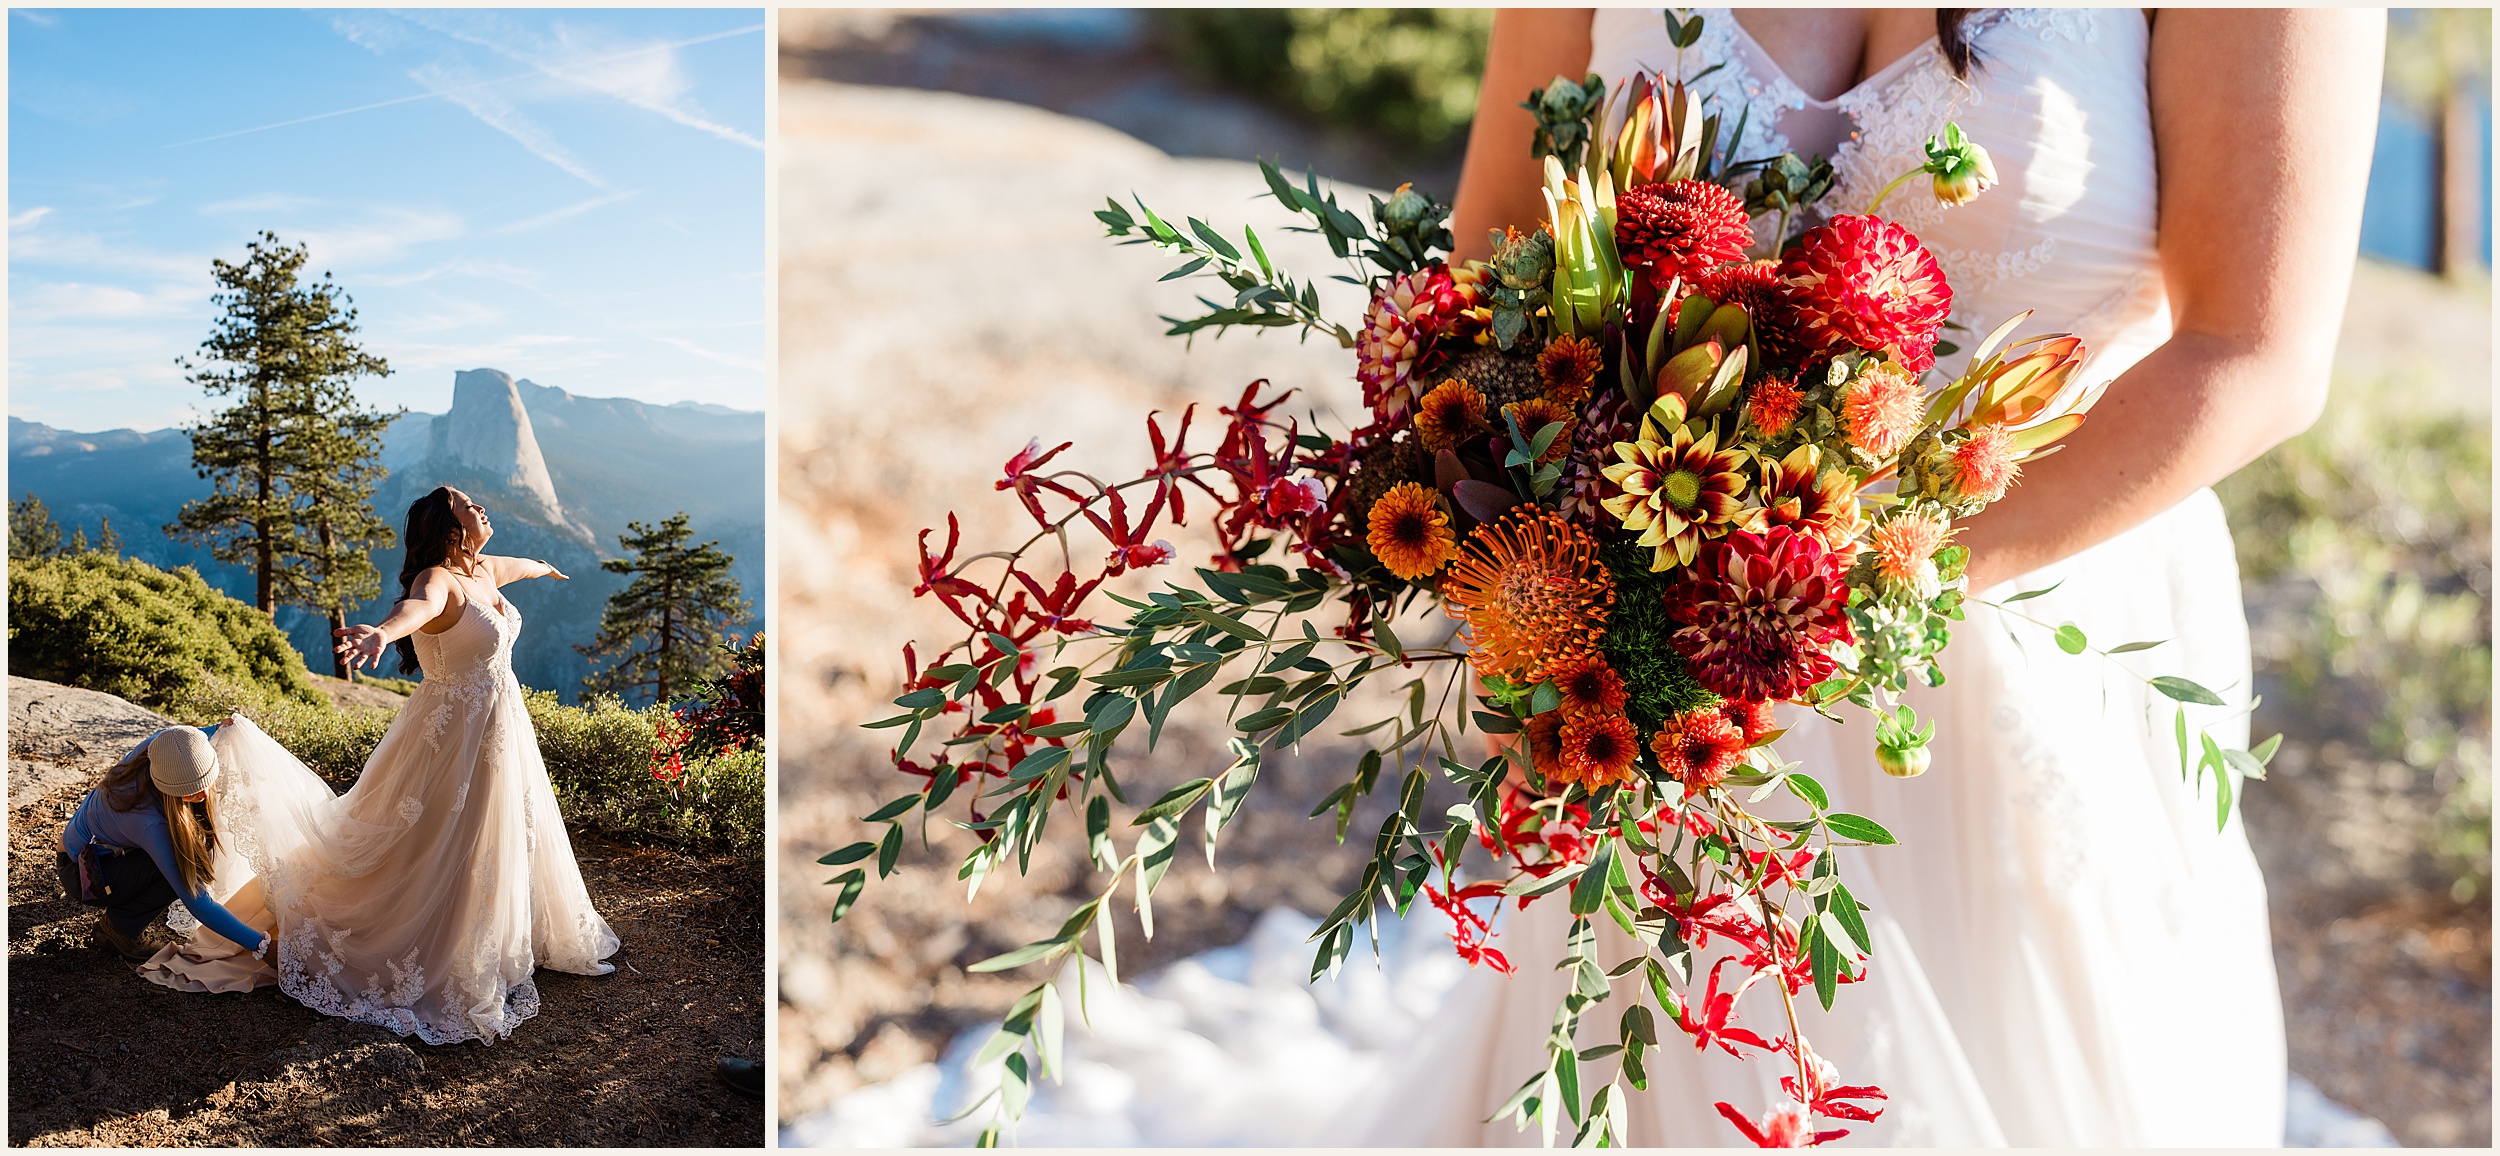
[6,678,766,1147]
[774,50,2490,1143]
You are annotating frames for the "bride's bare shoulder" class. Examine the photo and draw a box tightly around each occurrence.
[406,566,468,605]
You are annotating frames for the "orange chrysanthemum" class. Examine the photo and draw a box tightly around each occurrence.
[1650,707,1747,793]
[1556,712,1643,788]
[1413,378,1490,452]
[1503,396,1578,465]
[1551,655,1628,719]
[1538,334,1604,403]
[1867,509,1957,594]
[1718,698,1778,745]
[1442,508,1615,685]
[1366,482,1463,581]
[1743,373,1806,439]
[1840,361,1925,459]
[1948,425,2020,503]
[1523,711,1565,779]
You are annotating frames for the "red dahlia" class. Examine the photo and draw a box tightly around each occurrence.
[1615,179,1754,288]
[1695,261,1811,370]
[1665,527,1854,702]
[1778,214,1953,373]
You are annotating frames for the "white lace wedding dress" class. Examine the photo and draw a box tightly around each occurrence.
[139,596,620,1045]
[1339,9,2287,1147]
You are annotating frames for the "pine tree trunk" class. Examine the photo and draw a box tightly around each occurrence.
[2438,82,2484,280]
[331,607,352,680]
[255,385,275,613]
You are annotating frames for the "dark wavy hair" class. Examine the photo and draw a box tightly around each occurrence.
[1937,10,1977,79]
[393,487,465,676]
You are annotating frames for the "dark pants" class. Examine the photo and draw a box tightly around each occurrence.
[55,847,178,937]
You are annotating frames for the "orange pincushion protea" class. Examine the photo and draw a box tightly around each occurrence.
[1552,655,1628,719]
[1538,335,1604,403]
[1442,508,1615,685]
[1947,425,2020,503]
[1556,712,1643,788]
[1413,378,1490,452]
[1367,482,1463,581]
[1742,373,1806,439]
[1866,508,1956,596]
[1840,361,1925,459]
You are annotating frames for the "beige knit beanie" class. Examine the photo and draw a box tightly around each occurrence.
[146,727,220,797]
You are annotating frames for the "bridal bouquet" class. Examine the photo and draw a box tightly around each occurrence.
[830,12,2274,1146]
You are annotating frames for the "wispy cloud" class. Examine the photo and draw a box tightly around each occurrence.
[10,207,54,230]
[290,205,467,269]
[398,11,764,150]
[644,333,763,373]
[490,189,638,236]
[198,192,321,217]
[409,60,605,187]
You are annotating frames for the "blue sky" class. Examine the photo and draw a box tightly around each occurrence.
[9,8,765,432]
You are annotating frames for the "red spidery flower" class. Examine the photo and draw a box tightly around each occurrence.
[1666,527,1854,702]
[1616,179,1755,287]
[1779,214,1953,373]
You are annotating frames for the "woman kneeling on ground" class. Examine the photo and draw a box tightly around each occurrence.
[56,723,268,963]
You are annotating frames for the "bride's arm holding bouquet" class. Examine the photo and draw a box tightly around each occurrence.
[1954,9,2379,590]
[1456,8,2383,593]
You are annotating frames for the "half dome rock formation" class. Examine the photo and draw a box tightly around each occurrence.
[426,369,582,536]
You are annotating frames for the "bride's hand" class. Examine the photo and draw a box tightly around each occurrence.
[332,624,387,671]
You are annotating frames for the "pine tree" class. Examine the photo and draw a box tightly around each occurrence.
[10,493,62,560]
[578,513,750,706]
[166,231,402,677]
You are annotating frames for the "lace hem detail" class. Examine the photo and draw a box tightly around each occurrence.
[274,915,543,1046]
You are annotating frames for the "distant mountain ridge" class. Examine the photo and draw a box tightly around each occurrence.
[8,371,762,701]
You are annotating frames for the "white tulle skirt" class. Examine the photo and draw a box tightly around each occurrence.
[1338,488,2287,1146]
[138,684,618,1045]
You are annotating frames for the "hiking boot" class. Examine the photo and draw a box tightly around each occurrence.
[92,913,154,962]
[714,1056,764,1101]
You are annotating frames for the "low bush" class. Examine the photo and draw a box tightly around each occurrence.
[1160,9,1492,154]
[8,553,321,711]
[2219,367,2492,900]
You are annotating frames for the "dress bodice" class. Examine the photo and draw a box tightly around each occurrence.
[412,597,521,689]
[1589,8,2168,390]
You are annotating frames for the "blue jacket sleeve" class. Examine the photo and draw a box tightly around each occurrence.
[134,814,266,953]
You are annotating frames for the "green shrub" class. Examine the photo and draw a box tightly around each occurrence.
[8,553,320,712]
[1160,9,1493,154]
[2218,369,2492,898]
[527,689,764,858]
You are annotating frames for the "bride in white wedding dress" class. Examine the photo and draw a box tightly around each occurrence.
[140,485,619,1045]
[1332,8,2384,1146]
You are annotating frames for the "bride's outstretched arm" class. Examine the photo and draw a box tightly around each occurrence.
[332,569,457,672]
[1955,8,2383,591]
[485,555,570,585]
[1451,9,1595,263]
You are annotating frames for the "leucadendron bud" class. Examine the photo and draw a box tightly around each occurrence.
[1381,183,1437,235]
[1925,122,1997,208]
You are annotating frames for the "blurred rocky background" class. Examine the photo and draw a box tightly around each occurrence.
[776,9,2489,1146]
